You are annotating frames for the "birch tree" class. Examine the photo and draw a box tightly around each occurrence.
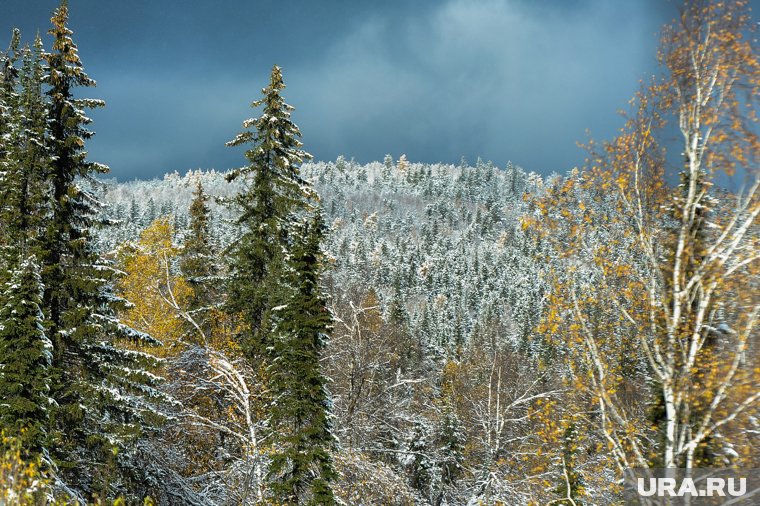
[530,0,759,473]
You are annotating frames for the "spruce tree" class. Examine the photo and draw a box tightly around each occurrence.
[225,64,312,358]
[40,1,164,495]
[0,36,50,270]
[552,423,585,505]
[437,408,464,487]
[0,29,22,261]
[0,256,52,455]
[226,65,335,503]
[0,28,21,161]
[268,213,336,505]
[180,181,217,313]
[0,33,53,461]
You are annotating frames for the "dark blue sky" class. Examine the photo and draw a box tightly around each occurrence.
[4,0,683,180]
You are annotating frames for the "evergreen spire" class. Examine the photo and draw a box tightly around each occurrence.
[0,35,50,269]
[0,29,21,149]
[181,181,217,311]
[225,64,313,358]
[226,65,334,503]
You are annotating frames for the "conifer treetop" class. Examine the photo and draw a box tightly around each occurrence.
[226,65,312,184]
[47,0,96,90]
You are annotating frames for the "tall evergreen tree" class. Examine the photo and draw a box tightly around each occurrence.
[225,64,312,358]
[0,256,52,456]
[40,2,164,496]
[0,31,54,462]
[226,65,335,503]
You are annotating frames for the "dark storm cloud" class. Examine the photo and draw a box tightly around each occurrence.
[2,0,678,179]
[288,0,674,173]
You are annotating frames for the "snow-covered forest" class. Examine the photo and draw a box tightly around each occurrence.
[1,0,758,505]
[87,159,554,504]
[97,158,547,354]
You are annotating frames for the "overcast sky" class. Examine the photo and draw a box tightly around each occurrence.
[4,0,684,180]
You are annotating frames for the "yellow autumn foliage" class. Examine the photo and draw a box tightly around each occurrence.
[116,217,192,357]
